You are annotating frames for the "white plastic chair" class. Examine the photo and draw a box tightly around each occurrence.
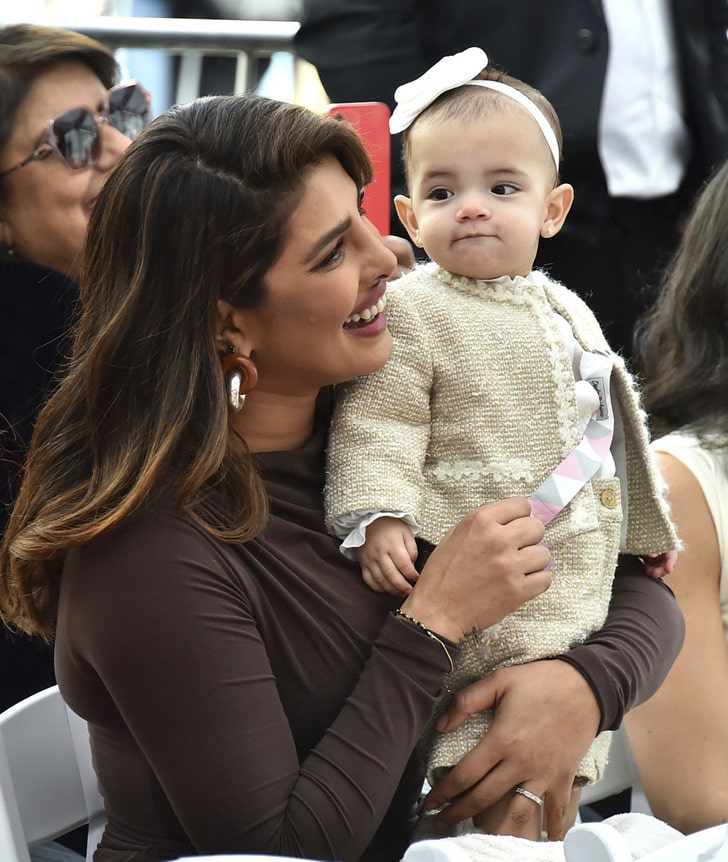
[403,839,473,862]
[0,685,105,862]
[405,824,728,862]
[565,822,728,862]
[173,857,329,861]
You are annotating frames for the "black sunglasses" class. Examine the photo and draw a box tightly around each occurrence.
[0,81,151,177]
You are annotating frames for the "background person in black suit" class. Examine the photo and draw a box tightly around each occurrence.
[295,0,728,362]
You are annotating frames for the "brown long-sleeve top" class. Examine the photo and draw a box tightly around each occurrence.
[54,426,684,862]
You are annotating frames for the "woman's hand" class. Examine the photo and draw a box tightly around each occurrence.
[381,234,415,279]
[401,497,551,643]
[423,658,601,840]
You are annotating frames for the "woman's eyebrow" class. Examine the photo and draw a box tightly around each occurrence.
[304,216,352,264]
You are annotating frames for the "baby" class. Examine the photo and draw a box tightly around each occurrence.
[325,47,678,834]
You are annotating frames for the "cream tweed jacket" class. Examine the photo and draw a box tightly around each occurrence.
[326,262,679,786]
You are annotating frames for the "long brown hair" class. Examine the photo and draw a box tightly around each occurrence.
[0,94,373,639]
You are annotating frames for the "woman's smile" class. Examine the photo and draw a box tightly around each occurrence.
[344,279,388,331]
[239,156,395,393]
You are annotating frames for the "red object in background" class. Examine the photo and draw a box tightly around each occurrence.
[326,102,391,235]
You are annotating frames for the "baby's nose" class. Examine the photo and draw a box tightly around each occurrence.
[457,193,490,220]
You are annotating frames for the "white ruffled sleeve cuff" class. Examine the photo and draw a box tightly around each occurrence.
[333,510,421,561]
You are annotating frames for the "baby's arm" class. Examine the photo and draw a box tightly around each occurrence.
[642,549,678,579]
[359,516,420,597]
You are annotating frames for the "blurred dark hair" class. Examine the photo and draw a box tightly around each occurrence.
[402,65,563,187]
[635,159,728,444]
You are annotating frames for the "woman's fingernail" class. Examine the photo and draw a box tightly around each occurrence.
[536,539,553,571]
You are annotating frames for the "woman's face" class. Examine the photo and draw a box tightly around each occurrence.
[241,154,397,395]
[0,59,131,278]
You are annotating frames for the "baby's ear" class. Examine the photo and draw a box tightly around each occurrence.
[394,195,424,248]
[541,183,574,239]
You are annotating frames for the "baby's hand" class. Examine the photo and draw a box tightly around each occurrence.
[642,549,678,579]
[358,517,419,597]
[381,235,415,280]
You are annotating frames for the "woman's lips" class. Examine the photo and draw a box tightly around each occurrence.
[344,280,387,328]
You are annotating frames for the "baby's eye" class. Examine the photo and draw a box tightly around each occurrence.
[358,187,367,216]
[492,183,519,196]
[427,187,453,202]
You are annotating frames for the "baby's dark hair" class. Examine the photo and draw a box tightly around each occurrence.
[401,66,563,188]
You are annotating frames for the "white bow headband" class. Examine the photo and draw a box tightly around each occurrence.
[389,46,560,169]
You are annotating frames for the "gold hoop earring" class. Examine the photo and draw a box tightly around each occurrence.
[221,349,259,412]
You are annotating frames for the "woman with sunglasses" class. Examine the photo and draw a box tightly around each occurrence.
[0,93,683,860]
[0,24,150,279]
[0,24,151,714]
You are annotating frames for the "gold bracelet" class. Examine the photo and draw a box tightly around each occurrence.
[393,609,454,673]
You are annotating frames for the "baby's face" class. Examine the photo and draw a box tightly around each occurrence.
[396,108,558,280]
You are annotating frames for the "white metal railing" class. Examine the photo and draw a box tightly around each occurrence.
[0,15,303,102]
[0,14,299,51]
